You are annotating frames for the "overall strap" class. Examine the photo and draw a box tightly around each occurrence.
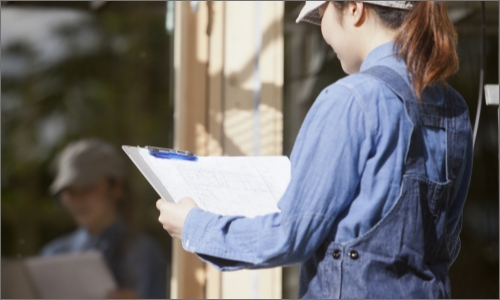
[363,66,470,182]
[440,86,470,182]
[362,66,447,176]
[362,66,417,103]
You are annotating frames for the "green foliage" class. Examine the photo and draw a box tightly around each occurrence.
[1,7,173,258]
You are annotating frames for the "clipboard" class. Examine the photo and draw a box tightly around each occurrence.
[123,145,175,203]
[122,145,291,218]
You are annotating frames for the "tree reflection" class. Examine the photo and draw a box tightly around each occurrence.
[1,7,173,292]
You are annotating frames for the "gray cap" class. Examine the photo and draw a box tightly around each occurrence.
[296,1,414,26]
[50,139,126,195]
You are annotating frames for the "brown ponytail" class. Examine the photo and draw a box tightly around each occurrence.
[395,1,459,100]
[332,1,459,100]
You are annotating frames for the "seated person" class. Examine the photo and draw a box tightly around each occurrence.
[40,139,166,299]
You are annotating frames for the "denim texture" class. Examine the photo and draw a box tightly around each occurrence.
[181,42,473,298]
[299,66,472,298]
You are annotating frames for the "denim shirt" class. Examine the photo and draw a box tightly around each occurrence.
[40,219,167,299]
[181,41,472,273]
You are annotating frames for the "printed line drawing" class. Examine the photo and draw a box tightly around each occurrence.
[139,148,290,218]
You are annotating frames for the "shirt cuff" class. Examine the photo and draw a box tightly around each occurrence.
[180,208,254,271]
[182,207,213,253]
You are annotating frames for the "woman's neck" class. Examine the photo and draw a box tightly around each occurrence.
[359,17,398,62]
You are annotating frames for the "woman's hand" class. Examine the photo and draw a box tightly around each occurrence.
[156,197,198,239]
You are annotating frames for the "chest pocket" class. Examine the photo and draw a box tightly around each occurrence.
[404,99,448,184]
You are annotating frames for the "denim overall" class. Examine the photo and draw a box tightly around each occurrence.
[299,66,470,298]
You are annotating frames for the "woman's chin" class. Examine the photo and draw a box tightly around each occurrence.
[339,61,358,75]
[340,63,351,75]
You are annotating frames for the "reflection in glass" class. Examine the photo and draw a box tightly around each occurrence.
[2,2,174,298]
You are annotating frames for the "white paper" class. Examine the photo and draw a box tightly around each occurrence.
[138,148,291,218]
[1,258,37,298]
[24,251,116,299]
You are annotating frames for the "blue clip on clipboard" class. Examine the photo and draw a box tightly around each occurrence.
[146,146,198,161]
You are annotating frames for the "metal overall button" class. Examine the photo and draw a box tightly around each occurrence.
[332,249,341,259]
[348,250,359,260]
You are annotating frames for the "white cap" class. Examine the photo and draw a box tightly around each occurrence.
[50,139,126,195]
[296,1,414,26]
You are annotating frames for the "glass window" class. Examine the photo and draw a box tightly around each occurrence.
[2,2,174,298]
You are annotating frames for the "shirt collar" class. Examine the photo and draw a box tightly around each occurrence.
[359,41,397,72]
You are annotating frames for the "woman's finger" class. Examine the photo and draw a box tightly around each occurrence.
[178,197,197,208]
[156,199,166,210]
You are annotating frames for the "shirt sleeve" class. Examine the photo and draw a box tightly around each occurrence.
[446,126,473,264]
[181,84,374,270]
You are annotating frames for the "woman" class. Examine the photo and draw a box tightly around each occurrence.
[157,1,473,298]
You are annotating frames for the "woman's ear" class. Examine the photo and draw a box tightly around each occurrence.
[347,2,367,27]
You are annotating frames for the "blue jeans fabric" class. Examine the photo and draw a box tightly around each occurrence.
[299,66,471,298]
